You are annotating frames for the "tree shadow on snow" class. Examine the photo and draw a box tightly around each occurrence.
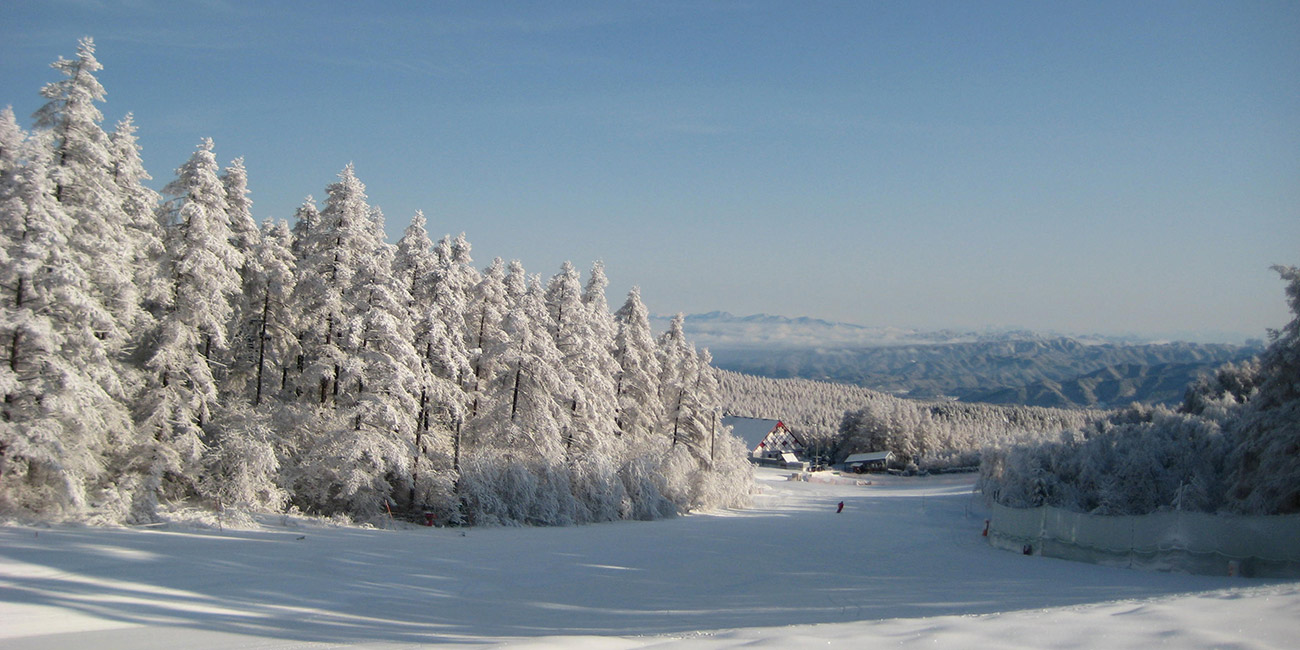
[0,494,1260,644]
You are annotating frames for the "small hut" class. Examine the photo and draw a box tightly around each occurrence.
[843,451,895,473]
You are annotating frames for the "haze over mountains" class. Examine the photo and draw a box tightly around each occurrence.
[653,312,1262,409]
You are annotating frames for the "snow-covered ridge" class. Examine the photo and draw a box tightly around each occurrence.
[650,311,944,349]
[667,312,1261,408]
[650,311,1261,350]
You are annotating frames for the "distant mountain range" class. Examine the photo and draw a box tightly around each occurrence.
[653,312,1262,409]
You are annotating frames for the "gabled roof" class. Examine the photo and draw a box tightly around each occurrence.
[722,416,812,451]
[844,451,894,464]
[722,416,782,450]
[780,424,810,448]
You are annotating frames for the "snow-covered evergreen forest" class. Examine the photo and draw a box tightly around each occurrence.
[979,267,1300,516]
[722,270,1298,516]
[0,38,752,526]
[719,371,1099,470]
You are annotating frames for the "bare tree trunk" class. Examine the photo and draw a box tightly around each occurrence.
[318,315,335,405]
[5,272,25,425]
[469,311,487,418]
[509,362,523,420]
[613,373,623,434]
[410,389,427,505]
[254,291,270,406]
[453,418,462,472]
[671,388,684,447]
[8,329,20,374]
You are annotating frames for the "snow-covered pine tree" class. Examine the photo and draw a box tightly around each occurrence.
[394,211,436,307]
[289,196,320,262]
[693,349,725,468]
[654,313,710,508]
[1227,266,1300,514]
[220,158,259,256]
[31,41,146,499]
[0,127,130,516]
[658,313,700,452]
[218,156,262,381]
[289,170,363,412]
[346,208,425,514]
[423,233,475,473]
[581,262,617,355]
[32,37,142,365]
[610,286,674,519]
[215,157,267,403]
[285,166,420,518]
[1246,265,1300,412]
[689,350,754,510]
[393,210,439,449]
[286,167,373,510]
[427,232,478,395]
[0,108,23,176]
[428,233,476,392]
[460,271,580,525]
[15,40,159,520]
[544,262,582,341]
[518,275,579,458]
[106,114,166,332]
[206,219,294,516]
[504,259,528,308]
[544,262,623,522]
[673,347,740,508]
[652,315,753,511]
[580,263,623,425]
[393,213,465,514]
[448,233,479,345]
[410,299,469,518]
[134,139,243,510]
[0,110,25,235]
[201,404,286,514]
[544,262,619,449]
[612,286,663,442]
[464,258,510,420]
[278,196,321,395]
[572,261,628,520]
[227,219,297,407]
[414,233,477,511]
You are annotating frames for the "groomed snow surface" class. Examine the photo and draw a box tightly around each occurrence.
[2,468,1296,649]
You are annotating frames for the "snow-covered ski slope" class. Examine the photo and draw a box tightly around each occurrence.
[1,468,1296,649]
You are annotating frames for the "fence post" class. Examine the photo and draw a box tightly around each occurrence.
[1128,516,1136,569]
[1036,506,1047,556]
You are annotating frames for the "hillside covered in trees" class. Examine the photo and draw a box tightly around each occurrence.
[0,39,751,527]
[721,270,1297,516]
[979,267,1300,516]
[720,268,1297,507]
[704,325,1257,409]
[718,370,1099,470]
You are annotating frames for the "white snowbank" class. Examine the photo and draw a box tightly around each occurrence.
[0,468,1295,648]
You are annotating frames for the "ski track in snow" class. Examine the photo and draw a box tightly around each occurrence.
[0,468,1296,649]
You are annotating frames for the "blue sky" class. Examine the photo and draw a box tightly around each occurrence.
[3,1,1297,342]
